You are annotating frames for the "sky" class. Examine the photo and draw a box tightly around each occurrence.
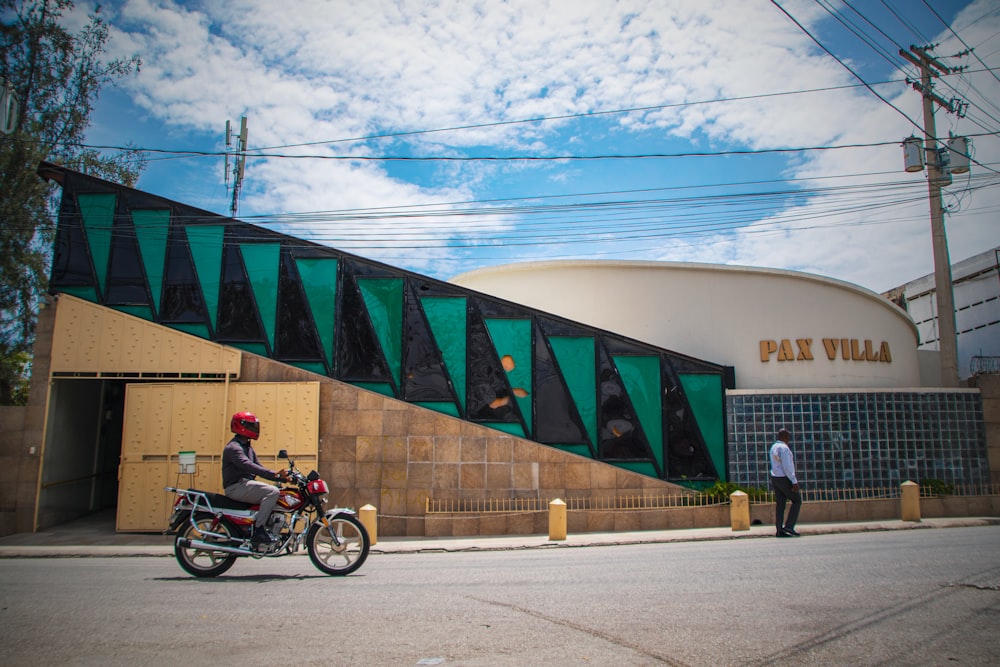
[74,0,1000,293]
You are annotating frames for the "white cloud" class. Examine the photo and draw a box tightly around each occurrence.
[87,0,1000,290]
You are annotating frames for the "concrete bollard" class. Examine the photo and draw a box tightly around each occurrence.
[359,504,378,545]
[730,490,750,531]
[900,481,921,522]
[548,498,567,541]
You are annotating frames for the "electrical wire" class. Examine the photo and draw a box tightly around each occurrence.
[769,0,925,135]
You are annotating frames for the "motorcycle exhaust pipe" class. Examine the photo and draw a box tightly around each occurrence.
[177,537,253,556]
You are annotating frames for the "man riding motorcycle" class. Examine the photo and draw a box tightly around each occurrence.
[221,411,289,545]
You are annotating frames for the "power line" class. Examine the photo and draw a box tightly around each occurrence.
[769,0,925,134]
[51,136,1000,163]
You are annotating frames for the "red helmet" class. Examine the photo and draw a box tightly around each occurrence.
[231,411,260,440]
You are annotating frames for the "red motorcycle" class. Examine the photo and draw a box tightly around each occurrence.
[165,449,369,577]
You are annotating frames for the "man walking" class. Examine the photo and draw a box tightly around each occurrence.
[770,428,802,537]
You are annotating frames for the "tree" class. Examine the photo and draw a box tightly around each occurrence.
[0,0,144,404]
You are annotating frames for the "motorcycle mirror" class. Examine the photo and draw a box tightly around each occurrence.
[278,449,288,459]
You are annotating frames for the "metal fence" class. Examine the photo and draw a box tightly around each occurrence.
[971,355,1000,375]
[425,483,1000,514]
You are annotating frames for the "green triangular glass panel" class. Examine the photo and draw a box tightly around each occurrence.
[482,422,525,438]
[291,361,327,375]
[679,373,726,480]
[352,382,395,398]
[421,297,467,410]
[613,461,658,478]
[77,193,117,297]
[551,444,594,459]
[357,278,403,390]
[549,336,596,446]
[131,209,170,315]
[484,318,532,435]
[415,401,461,418]
[612,355,663,471]
[116,305,153,321]
[185,226,226,330]
[170,323,211,340]
[239,243,281,350]
[294,258,338,366]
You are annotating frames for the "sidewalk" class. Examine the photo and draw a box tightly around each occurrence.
[1,513,997,558]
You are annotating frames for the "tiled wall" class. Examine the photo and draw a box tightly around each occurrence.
[727,390,988,490]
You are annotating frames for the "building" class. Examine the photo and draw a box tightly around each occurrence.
[882,247,1000,383]
[0,164,994,538]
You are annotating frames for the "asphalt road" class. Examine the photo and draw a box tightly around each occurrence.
[2,526,998,666]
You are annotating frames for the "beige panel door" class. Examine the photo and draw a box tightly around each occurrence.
[117,382,319,532]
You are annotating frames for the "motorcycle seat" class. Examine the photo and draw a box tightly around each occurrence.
[186,489,255,511]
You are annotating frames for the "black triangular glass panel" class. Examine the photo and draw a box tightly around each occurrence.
[663,369,718,480]
[602,336,650,357]
[337,269,394,387]
[466,307,522,424]
[349,257,398,278]
[476,296,525,319]
[105,202,149,305]
[537,315,589,338]
[411,279,465,298]
[402,282,455,403]
[534,324,590,447]
[160,223,209,326]
[276,252,324,363]
[50,187,96,288]
[217,236,266,344]
[598,344,654,463]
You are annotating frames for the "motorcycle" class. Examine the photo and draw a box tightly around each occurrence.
[164,449,370,578]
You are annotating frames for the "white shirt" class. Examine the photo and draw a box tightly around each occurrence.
[769,440,797,484]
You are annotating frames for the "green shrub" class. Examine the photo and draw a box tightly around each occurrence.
[698,480,769,501]
[920,479,954,496]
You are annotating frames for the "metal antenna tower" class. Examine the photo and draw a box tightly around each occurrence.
[224,116,248,218]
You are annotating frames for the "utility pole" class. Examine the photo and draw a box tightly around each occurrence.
[225,116,248,218]
[900,45,963,387]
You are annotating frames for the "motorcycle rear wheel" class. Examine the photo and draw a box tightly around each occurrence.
[175,513,239,577]
[306,514,370,576]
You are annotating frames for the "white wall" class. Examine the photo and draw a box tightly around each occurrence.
[451,260,922,390]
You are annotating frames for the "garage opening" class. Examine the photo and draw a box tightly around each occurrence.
[36,379,125,530]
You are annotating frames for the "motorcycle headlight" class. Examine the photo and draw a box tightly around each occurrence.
[319,494,329,505]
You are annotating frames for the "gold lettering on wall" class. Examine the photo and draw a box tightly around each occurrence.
[760,338,892,363]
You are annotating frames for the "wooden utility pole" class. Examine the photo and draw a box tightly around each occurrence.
[900,45,961,387]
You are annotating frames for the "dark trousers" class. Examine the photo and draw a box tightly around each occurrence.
[771,475,802,531]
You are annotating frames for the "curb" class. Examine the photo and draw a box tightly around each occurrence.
[1,517,996,559]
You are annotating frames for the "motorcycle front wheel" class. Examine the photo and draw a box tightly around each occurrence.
[306,514,370,576]
[175,513,239,578]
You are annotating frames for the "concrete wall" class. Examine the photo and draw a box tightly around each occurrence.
[0,297,54,536]
[970,373,1000,485]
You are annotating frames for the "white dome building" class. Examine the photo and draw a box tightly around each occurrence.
[451,260,921,390]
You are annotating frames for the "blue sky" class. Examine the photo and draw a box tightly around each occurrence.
[79,0,1000,292]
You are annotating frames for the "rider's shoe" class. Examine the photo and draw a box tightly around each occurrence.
[250,526,277,545]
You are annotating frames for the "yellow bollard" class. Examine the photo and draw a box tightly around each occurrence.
[730,490,750,531]
[900,481,921,522]
[359,504,378,545]
[548,498,567,541]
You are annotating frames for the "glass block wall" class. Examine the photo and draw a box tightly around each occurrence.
[43,164,731,484]
[727,390,988,489]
